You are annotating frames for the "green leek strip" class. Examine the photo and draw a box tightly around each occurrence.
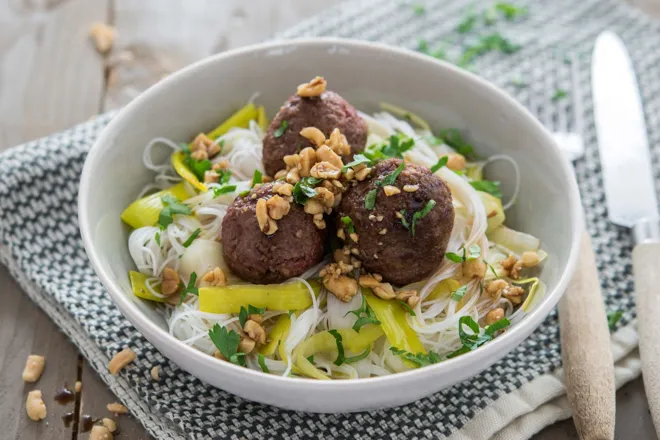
[379,102,431,131]
[363,289,426,364]
[129,271,166,303]
[259,314,291,356]
[478,191,505,233]
[120,182,190,229]
[171,151,208,192]
[512,277,540,312]
[198,281,321,314]
[207,103,258,140]
[425,279,461,302]
[293,325,384,380]
[257,105,268,131]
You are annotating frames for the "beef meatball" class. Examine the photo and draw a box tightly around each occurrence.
[221,182,326,284]
[337,159,454,286]
[262,91,368,176]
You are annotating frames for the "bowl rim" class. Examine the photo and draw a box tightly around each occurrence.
[79,37,582,389]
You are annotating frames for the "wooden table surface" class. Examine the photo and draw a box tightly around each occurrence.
[0,0,658,439]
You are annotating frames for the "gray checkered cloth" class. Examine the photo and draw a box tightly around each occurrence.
[0,0,655,438]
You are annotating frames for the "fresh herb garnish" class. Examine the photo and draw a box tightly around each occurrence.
[306,355,315,364]
[438,129,477,160]
[342,154,372,172]
[488,262,500,278]
[155,232,161,246]
[213,185,237,197]
[238,190,250,197]
[552,88,568,101]
[390,347,443,367]
[258,353,269,373]
[445,252,463,263]
[179,272,199,304]
[430,156,449,173]
[292,176,323,205]
[215,168,232,184]
[451,285,468,302]
[208,323,246,366]
[413,3,425,15]
[399,210,411,230]
[158,195,192,228]
[470,180,502,198]
[400,199,436,236]
[346,295,381,332]
[239,304,267,327]
[274,120,289,138]
[399,301,416,316]
[483,6,497,25]
[345,347,371,364]
[379,161,406,186]
[446,244,480,262]
[467,244,481,260]
[251,169,263,187]
[447,316,510,358]
[288,310,295,318]
[341,216,355,234]
[180,143,212,181]
[607,310,623,330]
[365,135,415,161]
[182,228,201,248]
[328,329,345,366]
[364,188,378,210]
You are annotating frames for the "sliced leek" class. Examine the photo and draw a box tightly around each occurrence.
[478,191,505,233]
[487,226,540,255]
[199,281,321,314]
[120,182,190,229]
[379,102,431,131]
[426,279,461,301]
[207,103,258,140]
[259,314,291,356]
[129,271,166,303]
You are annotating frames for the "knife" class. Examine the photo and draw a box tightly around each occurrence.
[593,31,660,434]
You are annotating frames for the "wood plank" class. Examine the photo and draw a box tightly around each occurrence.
[0,266,79,440]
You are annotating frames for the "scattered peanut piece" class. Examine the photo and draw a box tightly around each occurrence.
[446,153,466,171]
[486,308,505,325]
[244,320,267,345]
[108,348,136,375]
[107,402,128,415]
[22,355,45,383]
[25,390,47,421]
[89,23,115,54]
[521,251,540,268]
[383,185,401,196]
[90,425,112,440]
[297,76,326,97]
[462,258,486,279]
[75,381,82,393]
[150,366,160,381]
[200,267,227,287]
[102,417,117,433]
[161,267,181,296]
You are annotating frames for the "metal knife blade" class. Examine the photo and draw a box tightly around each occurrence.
[592,31,658,228]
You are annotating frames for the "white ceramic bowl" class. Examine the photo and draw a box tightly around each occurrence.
[79,38,582,413]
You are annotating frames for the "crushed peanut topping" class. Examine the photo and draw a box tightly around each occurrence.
[501,255,522,279]
[107,402,128,415]
[244,320,267,345]
[212,160,230,171]
[320,263,359,302]
[204,170,219,184]
[190,148,208,161]
[304,199,325,215]
[273,182,293,196]
[300,126,326,147]
[266,195,290,220]
[102,417,118,433]
[25,390,47,421]
[314,187,335,208]
[161,268,181,296]
[462,258,487,279]
[22,355,45,383]
[310,161,341,180]
[333,248,351,265]
[297,76,327,97]
[286,167,301,184]
[238,337,256,354]
[89,23,115,54]
[150,366,160,381]
[378,228,388,235]
[358,274,381,288]
[485,279,508,298]
[255,199,278,235]
[108,348,136,375]
[383,185,401,196]
[486,308,505,325]
[373,282,396,300]
[326,128,351,156]
[503,286,525,304]
[316,145,343,169]
[521,251,540,268]
[337,228,346,240]
[446,153,467,171]
[248,314,263,324]
[200,267,227,287]
[274,169,287,180]
[298,147,317,177]
[191,133,219,159]
[349,232,359,243]
[75,381,82,393]
[354,166,372,181]
[403,184,419,193]
[376,215,384,222]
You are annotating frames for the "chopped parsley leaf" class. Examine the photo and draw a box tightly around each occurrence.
[182,228,201,248]
[251,169,263,187]
[470,180,502,198]
[258,353,269,373]
[238,190,250,197]
[447,316,510,358]
[155,232,161,246]
[341,216,355,234]
[328,329,345,366]
[379,161,406,187]
[430,156,449,173]
[390,347,442,366]
[365,135,415,161]
[158,195,191,228]
[216,168,232,184]
[239,304,266,328]
[451,285,468,302]
[488,262,500,278]
[180,143,212,181]
[179,272,199,304]
[445,252,463,263]
[411,200,436,236]
[213,184,237,197]
[364,188,378,210]
[413,3,425,15]
[208,323,246,366]
[345,346,371,364]
[607,310,623,330]
[274,120,289,138]
[292,176,323,205]
[342,154,372,172]
[399,301,416,316]
[346,295,380,332]
[399,210,411,230]
[437,129,477,160]
[239,306,249,328]
[307,355,315,364]
[551,89,568,101]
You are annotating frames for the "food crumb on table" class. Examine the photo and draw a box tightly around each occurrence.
[108,347,136,374]
[75,380,82,392]
[102,417,117,433]
[25,390,47,421]
[150,366,160,381]
[22,355,45,383]
[89,424,112,440]
[107,402,128,415]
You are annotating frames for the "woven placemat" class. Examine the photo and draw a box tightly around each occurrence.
[0,0,657,438]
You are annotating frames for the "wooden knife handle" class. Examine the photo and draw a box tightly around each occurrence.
[634,242,660,435]
[559,231,615,440]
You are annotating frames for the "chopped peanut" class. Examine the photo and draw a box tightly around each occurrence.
[486,308,505,325]
[108,348,136,375]
[274,169,287,180]
[337,228,346,240]
[383,185,401,196]
[326,128,351,156]
[334,248,351,265]
[358,274,381,288]
[89,23,115,54]
[446,153,466,171]
[150,366,160,381]
[403,184,419,193]
[248,314,263,324]
[321,264,359,302]
[244,320,267,344]
[273,182,293,196]
[75,381,82,392]
[503,286,525,304]
[373,283,396,300]
[354,166,372,181]
[521,251,540,268]
[238,337,256,353]
[200,267,227,287]
[25,390,47,421]
[297,76,326,97]
[190,149,208,161]
[463,258,487,279]
[378,228,388,235]
[485,279,508,298]
[107,402,128,415]
[316,145,343,169]
[22,355,45,383]
[304,199,325,215]
[501,255,523,279]
[102,418,117,433]
[349,232,359,243]
[90,425,112,440]
[300,126,326,146]
[286,167,301,184]
[255,199,270,232]
[298,147,317,177]
[266,195,290,220]
[396,289,419,307]
[314,187,335,208]
[204,170,219,184]
[283,154,300,168]
[310,161,341,180]
[161,268,181,296]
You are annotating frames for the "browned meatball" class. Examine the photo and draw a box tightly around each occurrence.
[221,183,326,284]
[336,159,454,286]
[262,91,368,176]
